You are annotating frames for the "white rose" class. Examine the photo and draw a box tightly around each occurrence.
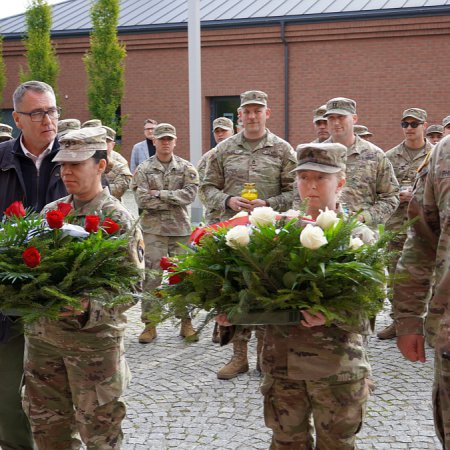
[349,237,364,250]
[249,206,278,227]
[315,207,340,230]
[225,225,251,248]
[300,224,328,250]
[231,210,249,219]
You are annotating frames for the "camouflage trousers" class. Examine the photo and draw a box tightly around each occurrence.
[141,233,189,322]
[261,374,369,449]
[433,317,450,449]
[23,336,129,450]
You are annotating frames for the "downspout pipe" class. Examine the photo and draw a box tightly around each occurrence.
[280,21,289,142]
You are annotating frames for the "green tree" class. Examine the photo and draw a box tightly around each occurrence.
[20,0,59,93]
[84,0,126,130]
[0,36,6,115]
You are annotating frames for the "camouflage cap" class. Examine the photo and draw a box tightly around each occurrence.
[153,123,177,139]
[53,127,107,162]
[82,119,102,128]
[240,90,268,107]
[213,117,234,131]
[426,124,444,136]
[323,97,357,117]
[102,125,116,141]
[442,115,450,128]
[402,108,427,122]
[0,123,13,140]
[313,105,327,123]
[57,119,81,138]
[353,124,373,137]
[293,142,347,174]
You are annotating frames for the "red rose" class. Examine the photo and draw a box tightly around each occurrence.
[22,247,41,268]
[168,273,184,285]
[84,215,100,233]
[46,210,65,229]
[57,202,72,217]
[160,256,175,270]
[102,217,121,235]
[4,201,26,218]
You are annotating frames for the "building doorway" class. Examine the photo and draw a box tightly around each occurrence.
[209,96,240,147]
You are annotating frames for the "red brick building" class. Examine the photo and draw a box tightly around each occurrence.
[1,1,450,161]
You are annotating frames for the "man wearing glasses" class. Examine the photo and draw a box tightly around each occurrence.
[0,80,67,450]
[130,118,158,173]
[378,108,433,340]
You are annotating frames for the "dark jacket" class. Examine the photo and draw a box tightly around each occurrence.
[0,135,67,218]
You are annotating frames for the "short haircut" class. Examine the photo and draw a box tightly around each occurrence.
[13,80,55,110]
[92,150,108,164]
[144,118,158,126]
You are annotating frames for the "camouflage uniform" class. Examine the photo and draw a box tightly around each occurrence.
[324,135,399,227]
[197,147,221,224]
[199,130,297,221]
[23,188,145,450]
[393,136,450,448]
[105,150,132,200]
[130,154,199,322]
[261,224,373,450]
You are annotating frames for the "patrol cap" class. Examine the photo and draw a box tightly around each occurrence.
[313,105,327,123]
[402,108,427,122]
[0,123,13,140]
[53,127,107,162]
[442,115,450,128]
[102,125,116,141]
[82,119,102,128]
[353,124,373,137]
[213,117,234,131]
[240,90,268,107]
[323,97,357,117]
[153,123,177,139]
[426,124,444,136]
[293,142,347,174]
[57,119,81,138]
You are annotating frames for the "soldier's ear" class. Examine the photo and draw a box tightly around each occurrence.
[98,158,107,173]
[352,114,358,125]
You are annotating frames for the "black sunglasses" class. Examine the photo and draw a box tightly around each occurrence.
[401,121,423,129]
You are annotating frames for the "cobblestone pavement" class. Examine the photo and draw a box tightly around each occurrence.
[121,191,440,450]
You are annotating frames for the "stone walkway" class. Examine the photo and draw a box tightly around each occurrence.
[121,191,440,449]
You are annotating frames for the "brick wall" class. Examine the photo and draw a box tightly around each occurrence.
[2,14,450,161]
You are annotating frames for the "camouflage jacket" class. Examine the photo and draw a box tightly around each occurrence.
[130,154,199,235]
[105,150,132,200]
[261,220,373,382]
[25,188,145,346]
[385,140,432,233]
[199,130,297,221]
[324,135,400,227]
[197,148,221,224]
[393,136,450,345]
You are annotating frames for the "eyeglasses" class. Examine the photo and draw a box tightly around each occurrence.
[16,107,61,122]
[401,121,423,129]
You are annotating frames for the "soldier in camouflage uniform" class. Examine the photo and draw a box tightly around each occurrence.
[323,97,399,227]
[83,120,132,201]
[426,124,444,145]
[262,143,372,449]
[0,123,13,142]
[197,117,235,225]
[130,123,199,344]
[312,104,329,143]
[443,115,450,137]
[393,135,450,449]
[377,108,433,340]
[23,127,145,450]
[353,124,373,141]
[57,118,80,140]
[200,90,297,379]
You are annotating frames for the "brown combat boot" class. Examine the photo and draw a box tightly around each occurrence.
[180,318,199,341]
[138,325,157,343]
[377,322,396,340]
[217,340,249,380]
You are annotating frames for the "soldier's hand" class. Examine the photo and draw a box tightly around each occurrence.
[250,199,268,208]
[227,196,253,212]
[300,310,326,328]
[397,334,426,362]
